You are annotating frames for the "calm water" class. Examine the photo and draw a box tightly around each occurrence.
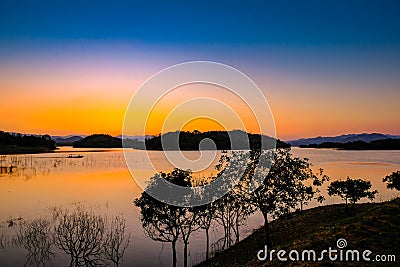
[0,147,399,266]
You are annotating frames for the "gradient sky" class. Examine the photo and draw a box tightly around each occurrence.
[1,0,399,140]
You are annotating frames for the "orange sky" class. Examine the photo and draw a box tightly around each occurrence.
[1,48,399,140]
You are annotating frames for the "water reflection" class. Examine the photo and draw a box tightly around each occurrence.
[13,218,53,267]
[5,206,131,267]
[0,148,399,266]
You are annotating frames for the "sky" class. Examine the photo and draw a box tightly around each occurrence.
[0,0,399,140]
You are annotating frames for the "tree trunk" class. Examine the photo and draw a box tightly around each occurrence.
[262,210,272,247]
[172,240,177,267]
[183,242,188,267]
[205,228,210,260]
[235,218,240,244]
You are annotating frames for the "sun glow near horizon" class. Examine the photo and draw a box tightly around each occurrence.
[1,59,399,140]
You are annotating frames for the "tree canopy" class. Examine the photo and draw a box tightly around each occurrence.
[383,171,400,191]
[328,177,378,209]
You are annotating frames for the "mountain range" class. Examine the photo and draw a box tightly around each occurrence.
[287,133,400,147]
[50,133,400,147]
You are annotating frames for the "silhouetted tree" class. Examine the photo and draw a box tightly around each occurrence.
[213,188,253,250]
[195,202,216,260]
[179,207,201,267]
[0,131,56,150]
[207,151,255,250]
[134,193,181,267]
[293,167,329,211]
[134,169,193,267]
[328,177,378,210]
[241,148,327,246]
[383,171,400,191]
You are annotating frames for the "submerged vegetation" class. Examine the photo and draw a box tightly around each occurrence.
[1,206,131,267]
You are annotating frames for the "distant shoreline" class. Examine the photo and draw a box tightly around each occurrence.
[298,138,400,150]
[0,146,56,155]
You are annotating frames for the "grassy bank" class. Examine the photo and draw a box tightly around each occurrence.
[197,198,400,266]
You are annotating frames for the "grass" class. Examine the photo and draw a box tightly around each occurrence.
[197,198,400,266]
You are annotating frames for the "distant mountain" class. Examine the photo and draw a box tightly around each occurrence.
[288,133,400,147]
[300,138,400,150]
[115,135,154,141]
[52,135,86,146]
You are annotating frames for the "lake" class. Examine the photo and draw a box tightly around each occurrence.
[0,147,399,266]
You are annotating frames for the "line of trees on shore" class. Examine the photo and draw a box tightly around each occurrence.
[135,148,329,267]
[0,131,56,151]
[299,138,400,150]
[144,130,290,150]
[134,147,392,267]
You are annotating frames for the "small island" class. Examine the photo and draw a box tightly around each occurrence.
[144,130,290,150]
[73,134,123,148]
[71,131,290,150]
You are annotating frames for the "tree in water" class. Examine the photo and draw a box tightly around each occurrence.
[52,207,107,266]
[104,213,131,267]
[52,206,131,267]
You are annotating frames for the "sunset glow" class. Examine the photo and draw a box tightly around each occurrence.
[1,1,399,140]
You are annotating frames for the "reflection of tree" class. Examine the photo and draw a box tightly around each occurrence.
[13,218,53,267]
[9,206,132,267]
[104,213,130,267]
[0,233,8,250]
[52,207,106,266]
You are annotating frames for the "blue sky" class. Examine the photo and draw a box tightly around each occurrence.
[1,0,399,45]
